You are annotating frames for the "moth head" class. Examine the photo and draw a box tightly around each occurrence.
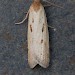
[33,0,41,2]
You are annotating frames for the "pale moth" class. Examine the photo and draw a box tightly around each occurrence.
[15,0,62,68]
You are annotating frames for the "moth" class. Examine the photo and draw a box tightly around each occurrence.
[15,0,63,68]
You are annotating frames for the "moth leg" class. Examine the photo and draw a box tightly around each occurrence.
[15,10,29,24]
[48,25,56,31]
[43,0,63,9]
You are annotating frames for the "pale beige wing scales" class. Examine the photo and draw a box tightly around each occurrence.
[28,3,49,68]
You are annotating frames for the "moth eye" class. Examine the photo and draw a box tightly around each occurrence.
[30,25,32,32]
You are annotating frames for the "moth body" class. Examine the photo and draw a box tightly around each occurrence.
[15,0,63,68]
[28,0,49,68]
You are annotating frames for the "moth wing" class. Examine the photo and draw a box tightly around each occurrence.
[28,4,49,68]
